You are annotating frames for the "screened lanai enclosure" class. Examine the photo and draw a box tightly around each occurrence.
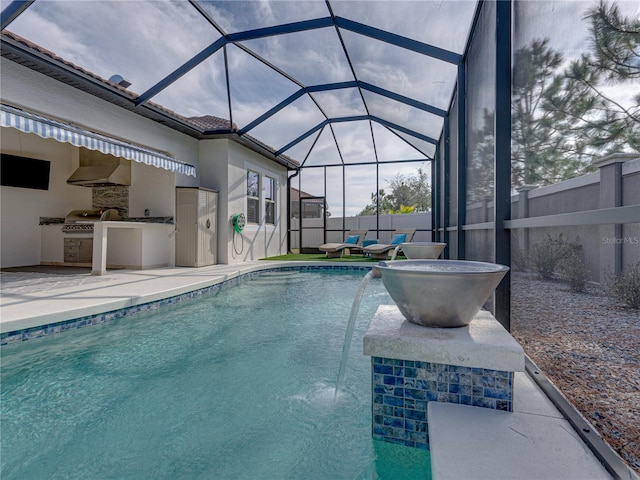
[1,0,639,475]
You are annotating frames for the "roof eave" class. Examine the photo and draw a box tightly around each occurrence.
[229,133,300,170]
[1,34,299,169]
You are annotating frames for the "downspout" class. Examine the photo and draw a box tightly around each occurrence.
[287,168,300,254]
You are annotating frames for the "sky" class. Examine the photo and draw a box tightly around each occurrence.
[3,0,639,216]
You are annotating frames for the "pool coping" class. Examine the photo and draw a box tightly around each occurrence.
[0,261,373,343]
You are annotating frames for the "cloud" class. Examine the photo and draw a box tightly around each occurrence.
[201,1,330,34]
[330,0,475,54]
[9,1,219,94]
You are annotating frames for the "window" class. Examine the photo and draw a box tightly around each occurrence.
[265,176,276,225]
[246,167,278,226]
[247,170,260,224]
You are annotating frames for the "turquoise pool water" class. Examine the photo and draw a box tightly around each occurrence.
[1,269,431,479]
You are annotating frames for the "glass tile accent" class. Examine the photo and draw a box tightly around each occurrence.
[371,356,514,449]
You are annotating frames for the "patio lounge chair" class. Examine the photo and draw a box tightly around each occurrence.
[318,229,368,258]
[363,228,417,260]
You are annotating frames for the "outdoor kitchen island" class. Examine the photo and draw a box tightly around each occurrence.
[40,217,174,274]
[91,221,173,275]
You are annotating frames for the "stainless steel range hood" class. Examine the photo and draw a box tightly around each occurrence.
[66,164,131,186]
[67,148,131,187]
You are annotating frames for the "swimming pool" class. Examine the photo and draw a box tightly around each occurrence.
[1,268,431,479]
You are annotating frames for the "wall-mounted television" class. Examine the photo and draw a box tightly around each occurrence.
[1,154,51,190]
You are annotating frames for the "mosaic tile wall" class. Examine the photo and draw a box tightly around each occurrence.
[1,265,370,345]
[372,356,514,449]
[93,186,129,218]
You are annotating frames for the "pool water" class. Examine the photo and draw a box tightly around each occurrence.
[1,270,431,479]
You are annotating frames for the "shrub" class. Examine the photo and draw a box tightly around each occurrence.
[606,262,640,309]
[511,246,530,271]
[529,233,570,280]
[559,243,589,293]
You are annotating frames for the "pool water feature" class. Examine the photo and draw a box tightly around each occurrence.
[1,269,431,479]
[335,270,373,398]
[376,260,509,328]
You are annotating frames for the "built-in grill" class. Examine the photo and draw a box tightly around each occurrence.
[61,208,121,233]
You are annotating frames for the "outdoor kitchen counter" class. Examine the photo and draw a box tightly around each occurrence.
[40,217,174,266]
[122,217,174,224]
[39,216,174,225]
[92,221,174,275]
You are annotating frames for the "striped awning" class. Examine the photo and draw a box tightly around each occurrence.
[0,104,196,177]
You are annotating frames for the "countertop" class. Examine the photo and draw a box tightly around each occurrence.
[40,217,174,225]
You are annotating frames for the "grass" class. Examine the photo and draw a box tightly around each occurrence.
[260,253,387,263]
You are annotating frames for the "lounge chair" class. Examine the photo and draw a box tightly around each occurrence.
[363,228,417,260]
[318,229,368,258]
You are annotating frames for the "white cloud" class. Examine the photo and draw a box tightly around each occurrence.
[9,2,220,94]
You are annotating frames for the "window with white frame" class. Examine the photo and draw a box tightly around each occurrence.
[265,176,276,225]
[246,168,278,226]
[247,170,260,224]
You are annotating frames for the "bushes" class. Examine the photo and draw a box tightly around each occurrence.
[528,233,567,280]
[606,262,640,309]
[524,233,639,306]
[561,249,589,293]
[527,233,588,291]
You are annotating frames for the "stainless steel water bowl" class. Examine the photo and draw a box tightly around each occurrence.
[376,259,509,328]
[400,242,446,259]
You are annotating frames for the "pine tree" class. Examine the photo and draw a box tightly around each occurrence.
[545,1,639,156]
[578,0,639,151]
[511,39,592,186]
[510,1,639,188]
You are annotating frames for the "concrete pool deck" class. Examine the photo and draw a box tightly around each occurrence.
[0,262,628,479]
[0,261,277,333]
[430,374,612,480]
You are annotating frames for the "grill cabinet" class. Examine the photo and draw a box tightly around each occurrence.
[64,237,92,263]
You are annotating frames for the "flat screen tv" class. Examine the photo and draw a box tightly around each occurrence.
[1,154,51,190]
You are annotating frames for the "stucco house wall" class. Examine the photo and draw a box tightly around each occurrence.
[0,59,200,185]
[198,139,287,264]
[1,128,91,267]
[226,141,287,263]
[1,57,289,268]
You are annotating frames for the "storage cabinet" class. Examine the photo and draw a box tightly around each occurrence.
[175,187,218,267]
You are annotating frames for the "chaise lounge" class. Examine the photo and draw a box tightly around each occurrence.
[363,228,416,260]
[318,229,368,258]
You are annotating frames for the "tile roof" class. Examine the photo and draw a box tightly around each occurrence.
[188,115,237,132]
[1,30,134,96]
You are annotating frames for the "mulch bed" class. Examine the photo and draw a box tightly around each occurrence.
[511,272,640,474]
